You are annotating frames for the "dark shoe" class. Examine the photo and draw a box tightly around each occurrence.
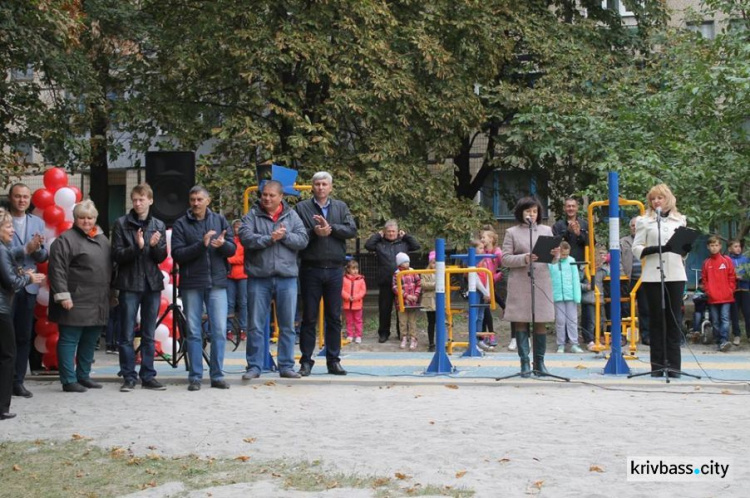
[142,379,166,390]
[120,380,136,392]
[187,381,201,391]
[280,369,301,379]
[242,369,260,380]
[641,338,650,346]
[78,378,102,389]
[428,344,436,352]
[298,363,313,377]
[327,363,347,375]
[0,412,17,420]
[13,385,33,398]
[378,335,388,343]
[63,382,88,393]
[516,330,532,378]
[210,380,230,389]
[532,334,550,376]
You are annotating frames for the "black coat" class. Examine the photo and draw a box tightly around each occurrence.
[364,233,420,285]
[171,208,236,290]
[295,198,357,267]
[111,210,168,292]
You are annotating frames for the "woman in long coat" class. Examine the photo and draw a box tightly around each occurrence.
[48,200,111,393]
[501,197,557,377]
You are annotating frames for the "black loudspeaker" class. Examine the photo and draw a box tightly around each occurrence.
[145,151,195,226]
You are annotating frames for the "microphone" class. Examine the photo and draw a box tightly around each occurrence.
[525,216,533,225]
[655,207,662,216]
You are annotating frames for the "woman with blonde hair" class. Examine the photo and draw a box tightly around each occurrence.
[0,208,45,418]
[48,200,112,392]
[632,183,688,378]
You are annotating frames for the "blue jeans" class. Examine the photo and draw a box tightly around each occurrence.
[118,290,160,382]
[246,277,297,374]
[182,287,227,382]
[710,303,731,344]
[57,325,102,385]
[299,265,344,366]
[226,278,248,332]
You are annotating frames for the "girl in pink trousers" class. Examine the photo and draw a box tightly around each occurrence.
[342,260,367,343]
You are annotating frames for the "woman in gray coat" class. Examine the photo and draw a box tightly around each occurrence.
[501,197,558,377]
[48,200,111,393]
[0,208,45,418]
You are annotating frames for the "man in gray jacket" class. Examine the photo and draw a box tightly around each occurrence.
[239,181,308,379]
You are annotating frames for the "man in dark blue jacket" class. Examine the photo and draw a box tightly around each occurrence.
[171,186,235,391]
[111,183,168,392]
[295,172,357,376]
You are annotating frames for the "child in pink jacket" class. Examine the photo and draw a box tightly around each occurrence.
[342,260,367,343]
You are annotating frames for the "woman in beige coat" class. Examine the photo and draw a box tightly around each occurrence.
[501,197,557,377]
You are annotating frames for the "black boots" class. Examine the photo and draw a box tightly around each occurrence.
[516,331,531,378]
[533,333,549,376]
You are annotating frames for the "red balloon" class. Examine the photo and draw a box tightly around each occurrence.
[43,205,65,227]
[56,221,74,235]
[35,318,57,338]
[68,185,83,202]
[43,167,68,192]
[45,334,59,353]
[33,304,48,320]
[158,257,174,273]
[160,315,173,333]
[36,261,48,274]
[42,351,58,370]
[32,188,55,210]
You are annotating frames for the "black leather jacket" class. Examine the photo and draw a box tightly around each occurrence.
[111,210,168,292]
[0,242,31,314]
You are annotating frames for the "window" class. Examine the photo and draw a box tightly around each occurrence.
[480,170,549,220]
[687,21,715,39]
[602,0,635,17]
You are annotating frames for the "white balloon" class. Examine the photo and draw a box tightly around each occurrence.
[136,305,141,324]
[161,270,170,287]
[155,324,170,344]
[34,334,48,354]
[161,284,173,303]
[54,187,77,209]
[43,225,57,240]
[36,287,49,306]
[166,229,172,255]
[63,206,74,222]
[161,337,180,353]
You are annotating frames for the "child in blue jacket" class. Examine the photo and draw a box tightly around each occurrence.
[549,241,583,353]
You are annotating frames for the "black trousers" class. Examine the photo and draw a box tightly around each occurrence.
[377,282,396,339]
[0,313,16,413]
[643,281,684,373]
[12,289,35,386]
[426,311,436,345]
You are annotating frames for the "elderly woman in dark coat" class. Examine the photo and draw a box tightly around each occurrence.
[501,197,558,377]
[48,200,111,393]
[0,208,45,418]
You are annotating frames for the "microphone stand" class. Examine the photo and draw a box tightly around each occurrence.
[497,218,569,382]
[628,211,699,383]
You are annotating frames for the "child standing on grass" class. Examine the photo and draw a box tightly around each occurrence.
[702,236,736,352]
[392,252,421,350]
[421,253,437,351]
[549,241,583,353]
[342,260,367,344]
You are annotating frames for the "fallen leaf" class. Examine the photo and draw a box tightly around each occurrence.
[429,421,435,425]
[394,472,410,480]
[146,453,162,460]
[243,437,257,444]
[12,465,21,471]
[575,364,587,370]
[721,389,732,395]
[445,384,459,390]
[532,457,540,461]
[499,458,510,464]
[271,472,282,477]
[372,477,390,487]
[147,445,157,450]
[590,465,604,473]
[264,381,276,386]
[533,480,544,490]
[414,395,422,398]
[235,456,251,462]
[75,471,84,478]
[71,433,90,441]
[326,481,339,489]
[146,469,157,475]
[455,470,467,478]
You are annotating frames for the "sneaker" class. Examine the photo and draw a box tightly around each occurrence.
[187,381,201,391]
[733,336,741,346]
[120,380,136,392]
[428,343,436,352]
[240,330,247,341]
[570,345,584,354]
[355,336,361,344]
[587,341,596,352]
[242,369,260,380]
[508,338,517,351]
[556,345,565,354]
[409,337,418,350]
[400,337,408,349]
[719,341,731,352]
[105,346,118,355]
[142,379,166,390]
[227,331,236,342]
[345,336,354,343]
[487,334,498,347]
[477,340,494,352]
